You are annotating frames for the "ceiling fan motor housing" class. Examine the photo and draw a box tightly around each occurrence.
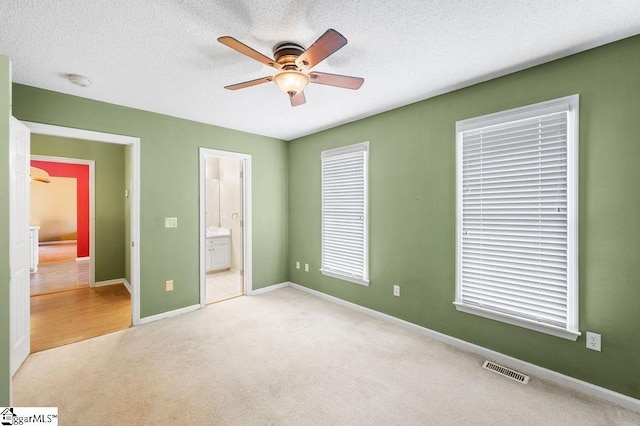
[273,42,306,68]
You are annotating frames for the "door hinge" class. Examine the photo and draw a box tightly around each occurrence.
[240,220,244,227]
[240,269,244,277]
[131,241,135,247]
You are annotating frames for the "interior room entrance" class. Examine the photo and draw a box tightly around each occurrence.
[199,148,252,306]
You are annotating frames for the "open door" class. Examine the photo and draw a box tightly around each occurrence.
[9,117,31,375]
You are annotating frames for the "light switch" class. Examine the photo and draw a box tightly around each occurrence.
[165,217,178,228]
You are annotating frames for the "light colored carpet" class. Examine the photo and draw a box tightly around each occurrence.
[13,287,640,425]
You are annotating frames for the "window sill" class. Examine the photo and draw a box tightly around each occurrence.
[321,269,369,287]
[453,302,581,341]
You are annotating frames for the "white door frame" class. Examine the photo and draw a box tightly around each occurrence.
[199,147,252,307]
[22,121,141,325]
[30,155,96,286]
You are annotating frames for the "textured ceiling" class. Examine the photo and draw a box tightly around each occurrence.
[2,1,640,140]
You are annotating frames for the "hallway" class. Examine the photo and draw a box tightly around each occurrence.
[30,243,131,353]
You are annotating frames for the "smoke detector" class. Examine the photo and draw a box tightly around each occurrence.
[67,74,91,87]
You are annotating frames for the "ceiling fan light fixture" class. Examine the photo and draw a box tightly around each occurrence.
[218,29,362,106]
[30,166,51,183]
[273,70,309,96]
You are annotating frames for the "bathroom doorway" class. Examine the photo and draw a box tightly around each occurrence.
[199,148,252,305]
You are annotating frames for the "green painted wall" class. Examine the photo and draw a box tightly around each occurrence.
[288,35,640,398]
[4,35,638,404]
[31,135,126,282]
[12,85,289,318]
[0,55,11,405]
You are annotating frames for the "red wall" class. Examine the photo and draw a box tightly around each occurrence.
[31,160,90,258]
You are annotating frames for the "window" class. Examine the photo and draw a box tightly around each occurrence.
[321,142,369,286]
[455,95,579,340]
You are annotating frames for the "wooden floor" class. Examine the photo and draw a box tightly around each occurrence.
[30,260,90,296]
[39,242,77,264]
[32,243,88,295]
[31,284,131,353]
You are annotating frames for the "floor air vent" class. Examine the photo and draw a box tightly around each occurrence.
[482,360,530,384]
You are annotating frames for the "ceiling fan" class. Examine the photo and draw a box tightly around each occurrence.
[218,29,364,107]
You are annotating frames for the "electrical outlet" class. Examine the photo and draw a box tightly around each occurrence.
[164,217,178,228]
[393,285,400,297]
[296,261,300,270]
[304,263,309,272]
[586,332,601,351]
[165,280,174,292]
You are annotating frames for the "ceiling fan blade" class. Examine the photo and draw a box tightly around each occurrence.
[290,91,306,107]
[224,76,273,90]
[218,36,282,69]
[295,29,347,70]
[309,72,364,90]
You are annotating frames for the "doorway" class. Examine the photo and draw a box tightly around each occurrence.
[199,148,252,306]
[29,156,93,296]
[27,151,130,353]
[10,120,141,377]
[22,121,140,325]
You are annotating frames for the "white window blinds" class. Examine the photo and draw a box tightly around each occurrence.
[455,96,579,340]
[321,142,369,286]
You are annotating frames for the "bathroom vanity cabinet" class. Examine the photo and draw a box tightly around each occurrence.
[206,235,231,272]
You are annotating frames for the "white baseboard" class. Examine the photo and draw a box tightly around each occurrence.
[287,282,640,413]
[139,304,200,325]
[94,278,128,289]
[76,256,90,262]
[248,281,290,296]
